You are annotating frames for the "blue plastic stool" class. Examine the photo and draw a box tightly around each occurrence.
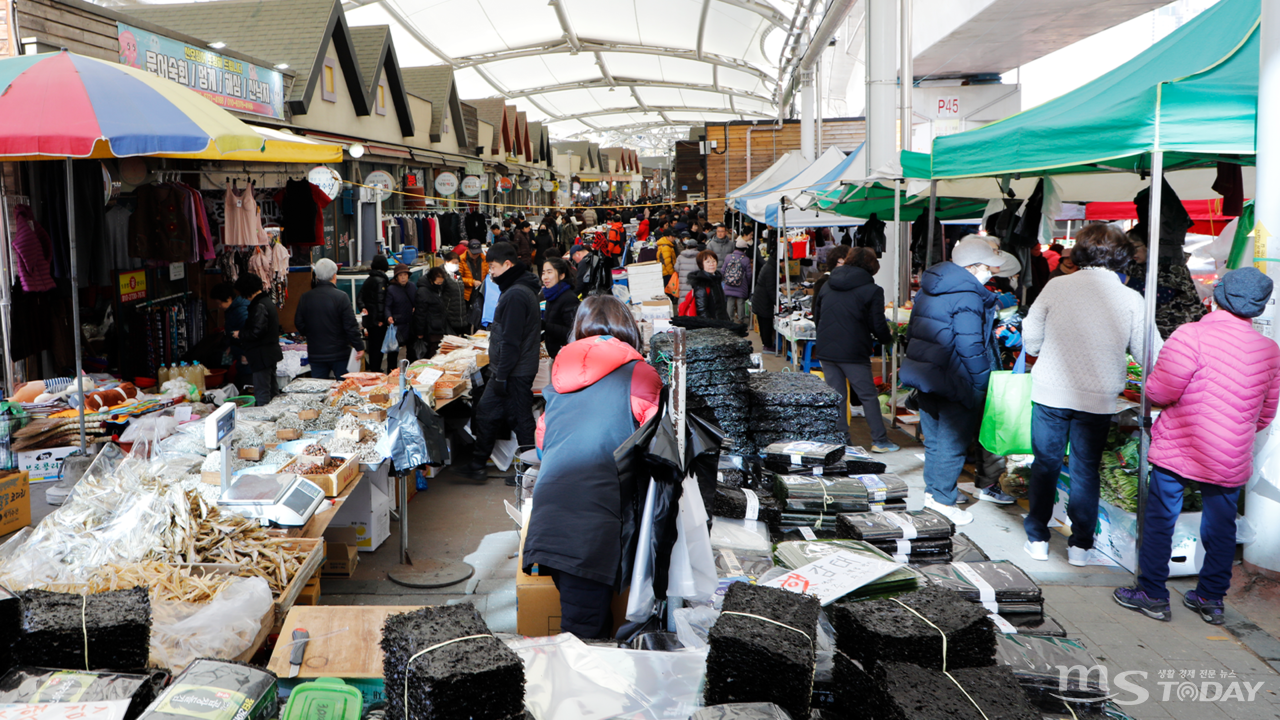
[786,339,819,373]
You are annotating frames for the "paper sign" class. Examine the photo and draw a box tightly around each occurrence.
[118,270,147,303]
[798,526,817,541]
[762,549,900,605]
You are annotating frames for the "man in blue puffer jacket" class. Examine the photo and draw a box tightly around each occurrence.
[900,236,1005,526]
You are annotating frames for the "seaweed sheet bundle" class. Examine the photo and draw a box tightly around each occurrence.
[650,329,754,363]
[772,475,870,512]
[868,537,954,566]
[653,329,754,449]
[996,614,1066,637]
[764,448,887,477]
[919,561,1044,615]
[17,587,151,671]
[382,604,524,720]
[718,461,761,490]
[705,583,821,719]
[995,634,1110,713]
[749,373,842,407]
[715,485,783,528]
[835,655,1039,720]
[690,703,795,720]
[1,666,167,719]
[829,585,996,671]
[763,442,846,468]
[951,534,991,564]
[0,588,16,678]
[138,659,277,720]
[773,540,920,599]
[836,509,954,543]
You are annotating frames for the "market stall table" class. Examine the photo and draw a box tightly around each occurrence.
[267,605,416,680]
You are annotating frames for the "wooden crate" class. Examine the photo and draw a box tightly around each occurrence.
[433,377,467,399]
[342,406,387,422]
[280,454,359,497]
[273,537,325,629]
[277,428,303,441]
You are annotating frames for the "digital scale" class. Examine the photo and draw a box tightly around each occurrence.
[207,402,326,528]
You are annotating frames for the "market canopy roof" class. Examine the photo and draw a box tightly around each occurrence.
[930,0,1259,180]
[342,0,797,137]
[737,146,867,227]
[727,151,808,213]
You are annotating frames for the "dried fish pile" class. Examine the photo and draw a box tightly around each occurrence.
[323,414,387,464]
[42,561,237,604]
[168,494,306,595]
[282,378,338,393]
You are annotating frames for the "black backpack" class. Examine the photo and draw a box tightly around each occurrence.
[576,251,612,296]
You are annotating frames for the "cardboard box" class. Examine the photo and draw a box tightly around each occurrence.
[516,527,627,636]
[322,527,361,576]
[329,474,391,553]
[298,576,321,605]
[0,471,30,537]
[17,446,79,481]
[369,393,390,405]
[280,454,359,497]
[277,428,303,441]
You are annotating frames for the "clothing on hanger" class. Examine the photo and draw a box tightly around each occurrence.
[224,181,270,246]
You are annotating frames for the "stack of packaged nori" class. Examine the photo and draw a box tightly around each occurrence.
[381,604,524,720]
[996,614,1066,637]
[714,547,776,581]
[748,374,847,453]
[763,447,887,476]
[995,634,1110,714]
[951,534,991,563]
[919,562,1044,615]
[0,588,16,677]
[836,509,955,563]
[715,485,783,530]
[835,655,1040,720]
[771,474,870,534]
[138,659,277,720]
[829,586,996,671]
[17,587,151,670]
[651,329,754,449]
[762,441,846,468]
[705,583,821,719]
[773,540,920,600]
[1,666,168,718]
[691,703,796,720]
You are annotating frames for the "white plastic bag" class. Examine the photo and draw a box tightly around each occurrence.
[710,517,772,554]
[347,348,363,375]
[667,476,717,603]
[673,605,720,650]
[382,328,400,354]
[625,479,659,622]
[149,577,272,672]
[491,431,518,471]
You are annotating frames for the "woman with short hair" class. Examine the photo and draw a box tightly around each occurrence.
[688,249,729,320]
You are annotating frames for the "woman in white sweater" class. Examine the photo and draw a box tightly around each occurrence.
[1021,223,1159,566]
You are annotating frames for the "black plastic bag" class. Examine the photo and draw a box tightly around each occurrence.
[614,387,668,588]
[388,388,448,470]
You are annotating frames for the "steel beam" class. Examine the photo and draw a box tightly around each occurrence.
[453,40,777,84]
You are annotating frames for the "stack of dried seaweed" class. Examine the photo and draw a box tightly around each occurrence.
[16,587,151,670]
[747,374,846,453]
[651,329,755,449]
[0,588,16,677]
[836,509,955,564]
[828,586,996,671]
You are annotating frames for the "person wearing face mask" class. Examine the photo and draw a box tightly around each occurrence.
[426,252,468,337]
[899,236,1007,526]
[1021,223,1156,566]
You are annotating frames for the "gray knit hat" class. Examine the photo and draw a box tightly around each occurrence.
[1214,266,1273,319]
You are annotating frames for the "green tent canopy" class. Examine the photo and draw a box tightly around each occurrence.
[814,150,989,220]
[931,0,1258,179]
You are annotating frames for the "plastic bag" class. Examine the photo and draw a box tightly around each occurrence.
[667,476,717,603]
[387,389,447,471]
[710,517,772,554]
[347,348,363,375]
[980,352,1033,455]
[491,431,517,471]
[625,479,660,623]
[673,605,720,650]
[382,328,400,354]
[149,577,272,672]
[118,415,180,446]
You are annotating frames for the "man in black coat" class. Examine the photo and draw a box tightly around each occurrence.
[459,242,543,482]
[294,258,365,379]
[357,255,390,373]
[815,248,896,453]
[234,273,284,406]
[751,249,778,351]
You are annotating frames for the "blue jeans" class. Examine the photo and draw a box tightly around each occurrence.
[1139,466,1239,601]
[1024,403,1111,548]
[918,393,981,506]
[308,358,347,380]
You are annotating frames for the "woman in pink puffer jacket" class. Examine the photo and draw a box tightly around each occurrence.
[1115,267,1280,626]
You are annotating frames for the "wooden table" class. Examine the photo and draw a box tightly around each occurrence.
[267,605,419,679]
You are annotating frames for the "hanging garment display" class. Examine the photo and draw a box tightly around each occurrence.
[129,183,192,262]
[223,181,269,246]
[11,204,56,292]
[275,179,332,247]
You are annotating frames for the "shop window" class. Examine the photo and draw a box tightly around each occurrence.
[322,57,337,102]
[377,80,387,115]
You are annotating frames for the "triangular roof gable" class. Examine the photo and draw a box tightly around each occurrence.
[516,111,531,159]
[464,98,507,155]
[124,0,369,116]
[401,66,468,144]
[348,26,414,137]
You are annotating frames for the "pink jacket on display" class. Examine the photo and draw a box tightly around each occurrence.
[1148,310,1280,487]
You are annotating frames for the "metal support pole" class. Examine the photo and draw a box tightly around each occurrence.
[0,168,15,397]
[66,159,86,452]
[800,70,816,162]
[925,179,939,267]
[900,0,913,155]
[1135,150,1163,583]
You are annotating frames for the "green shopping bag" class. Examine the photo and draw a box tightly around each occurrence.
[979,352,1033,456]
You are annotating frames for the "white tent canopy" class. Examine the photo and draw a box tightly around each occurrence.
[345,0,798,138]
[726,151,809,211]
[741,146,866,227]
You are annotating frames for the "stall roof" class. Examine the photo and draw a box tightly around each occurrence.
[931,0,1259,180]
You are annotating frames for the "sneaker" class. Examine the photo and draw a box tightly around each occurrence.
[1183,590,1226,626]
[1114,586,1172,621]
[978,487,1015,505]
[871,441,900,454]
[1024,540,1049,561]
[924,495,973,526]
[1067,546,1089,567]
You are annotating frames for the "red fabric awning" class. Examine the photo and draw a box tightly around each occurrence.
[1085,199,1239,237]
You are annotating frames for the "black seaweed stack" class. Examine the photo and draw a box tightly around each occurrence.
[994,634,1110,714]
[829,586,996,671]
[17,587,151,670]
[381,604,524,720]
[705,583,821,719]
[139,659,277,720]
[1,666,168,719]
[651,329,754,449]
[771,474,870,535]
[838,657,1040,720]
[764,447,887,477]
[714,485,783,529]
[836,509,955,562]
[0,588,16,678]
[748,374,847,453]
[951,534,991,563]
[919,562,1044,615]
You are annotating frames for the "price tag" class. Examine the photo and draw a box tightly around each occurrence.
[743,489,760,521]
[799,526,817,541]
[790,454,803,466]
[169,262,185,280]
